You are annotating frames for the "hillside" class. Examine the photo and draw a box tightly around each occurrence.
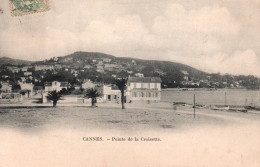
[1,51,259,89]
[0,57,34,66]
[57,52,207,86]
[62,52,203,73]
[62,51,206,77]
[0,52,205,76]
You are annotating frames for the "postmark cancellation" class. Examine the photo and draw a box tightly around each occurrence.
[9,0,50,16]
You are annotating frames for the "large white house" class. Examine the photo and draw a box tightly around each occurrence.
[103,77,162,103]
[127,77,162,102]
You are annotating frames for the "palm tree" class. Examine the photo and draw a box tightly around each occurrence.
[47,90,63,107]
[85,88,102,107]
[114,78,128,109]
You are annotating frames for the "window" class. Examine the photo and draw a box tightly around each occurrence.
[108,95,111,101]
[141,92,144,97]
[155,83,157,89]
[148,83,150,89]
[155,93,158,97]
[148,92,151,97]
[132,92,137,97]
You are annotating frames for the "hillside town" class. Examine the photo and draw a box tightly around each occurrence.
[0,52,260,105]
[0,55,163,104]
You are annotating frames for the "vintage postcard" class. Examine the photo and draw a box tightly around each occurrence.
[0,0,260,166]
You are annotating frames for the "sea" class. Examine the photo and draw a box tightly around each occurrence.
[161,88,260,106]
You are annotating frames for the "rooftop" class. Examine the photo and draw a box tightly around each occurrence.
[128,77,162,83]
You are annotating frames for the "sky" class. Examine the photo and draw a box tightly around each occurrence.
[0,0,259,76]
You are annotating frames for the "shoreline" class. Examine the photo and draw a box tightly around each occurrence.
[0,101,260,115]
[162,87,260,91]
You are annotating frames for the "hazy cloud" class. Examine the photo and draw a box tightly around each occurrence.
[0,0,259,76]
[189,50,260,76]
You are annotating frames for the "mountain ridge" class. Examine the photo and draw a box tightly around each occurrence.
[0,56,34,65]
[0,52,205,75]
[1,51,259,89]
[60,51,206,74]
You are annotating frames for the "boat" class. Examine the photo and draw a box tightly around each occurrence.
[211,106,230,111]
[229,108,248,113]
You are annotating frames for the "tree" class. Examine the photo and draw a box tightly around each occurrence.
[85,88,102,107]
[12,83,21,92]
[20,89,31,98]
[47,90,63,107]
[114,78,128,109]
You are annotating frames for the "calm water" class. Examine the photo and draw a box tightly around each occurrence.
[161,89,260,106]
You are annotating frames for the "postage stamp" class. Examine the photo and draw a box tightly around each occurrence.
[9,0,50,16]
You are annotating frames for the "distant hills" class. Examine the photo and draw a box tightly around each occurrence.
[0,57,33,66]
[0,52,205,76]
[51,51,206,77]
[44,51,208,87]
[1,51,259,89]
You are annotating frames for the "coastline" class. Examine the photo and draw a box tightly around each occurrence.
[162,87,257,91]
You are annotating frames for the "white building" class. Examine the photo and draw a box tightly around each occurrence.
[35,65,54,71]
[24,71,32,76]
[127,77,162,102]
[83,65,93,69]
[0,82,12,93]
[104,64,118,71]
[7,66,19,73]
[135,73,144,77]
[21,66,29,72]
[102,58,111,63]
[103,85,124,103]
[44,81,68,92]
[19,82,34,96]
[54,64,62,70]
[181,70,189,75]
[82,80,96,89]
[103,77,162,103]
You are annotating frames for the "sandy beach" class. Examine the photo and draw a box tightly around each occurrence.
[0,103,259,167]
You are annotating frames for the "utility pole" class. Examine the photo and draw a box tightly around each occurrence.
[225,92,227,106]
[193,94,195,118]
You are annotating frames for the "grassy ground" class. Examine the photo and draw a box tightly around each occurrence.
[0,104,227,132]
[0,104,259,167]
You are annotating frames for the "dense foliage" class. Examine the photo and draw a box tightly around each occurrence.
[47,90,63,107]
[84,88,102,107]
[114,78,128,109]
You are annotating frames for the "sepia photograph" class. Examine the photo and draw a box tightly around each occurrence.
[0,0,260,166]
